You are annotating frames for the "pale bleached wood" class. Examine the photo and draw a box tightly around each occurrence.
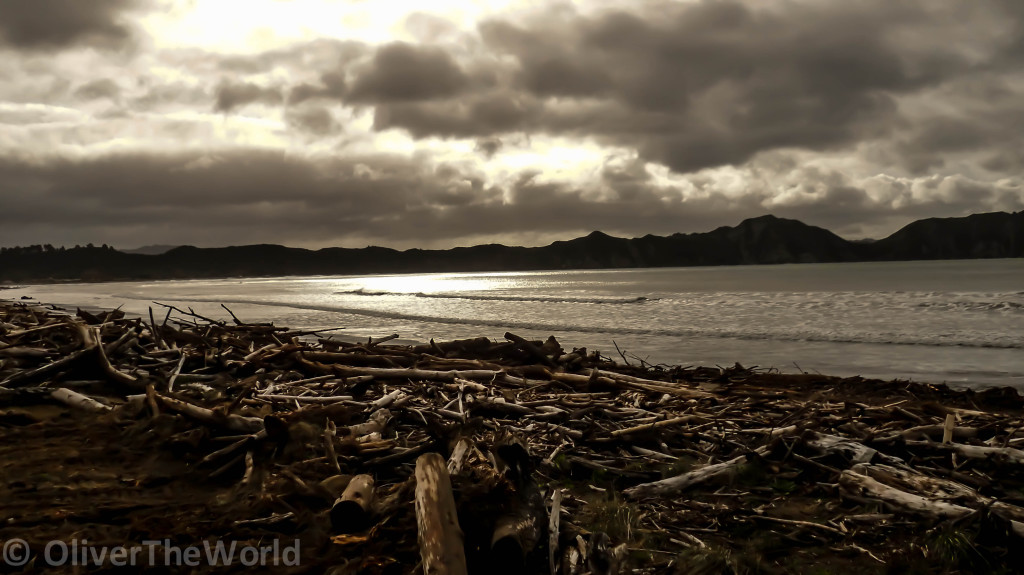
[840,469,970,519]
[257,394,354,404]
[154,393,263,433]
[904,440,1024,465]
[324,419,341,474]
[853,462,1024,525]
[595,369,715,399]
[549,489,562,575]
[835,468,1024,535]
[805,431,907,466]
[624,447,769,499]
[552,371,713,399]
[371,389,405,409]
[942,413,956,444]
[447,438,471,476]
[415,452,468,575]
[334,366,503,382]
[609,415,706,438]
[347,409,391,437]
[50,387,111,412]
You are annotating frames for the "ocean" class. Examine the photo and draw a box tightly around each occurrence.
[5,258,1022,389]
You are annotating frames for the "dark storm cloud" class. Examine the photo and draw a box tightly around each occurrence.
[289,71,347,104]
[474,1,965,172]
[0,0,142,51]
[213,80,283,113]
[347,42,471,103]
[284,105,339,135]
[2,0,1021,250]
[373,93,542,137]
[885,74,1024,174]
[335,0,1021,174]
[474,138,502,158]
[3,147,1017,249]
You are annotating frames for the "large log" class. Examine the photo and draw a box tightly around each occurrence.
[853,463,1024,525]
[904,440,1024,465]
[805,431,907,466]
[839,469,972,519]
[330,474,375,533]
[415,452,468,575]
[624,448,768,499]
[50,387,111,412]
[841,469,1024,537]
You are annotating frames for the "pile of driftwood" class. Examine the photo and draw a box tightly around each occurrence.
[2,301,1024,574]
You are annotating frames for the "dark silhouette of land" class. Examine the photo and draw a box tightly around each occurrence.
[1,211,1020,282]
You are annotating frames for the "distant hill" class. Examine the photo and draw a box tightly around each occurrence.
[0,212,1020,282]
[868,212,1022,260]
[119,244,181,255]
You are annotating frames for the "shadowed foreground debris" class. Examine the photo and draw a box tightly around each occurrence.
[2,301,1024,574]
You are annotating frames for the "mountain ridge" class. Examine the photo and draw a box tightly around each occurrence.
[1,212,1020,282]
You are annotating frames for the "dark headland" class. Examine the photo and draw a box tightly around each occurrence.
[1,211,1021,282]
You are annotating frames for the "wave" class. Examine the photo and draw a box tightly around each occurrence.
[915,300,1024,312]
[127,295,1024,351]
[335,288,655,305]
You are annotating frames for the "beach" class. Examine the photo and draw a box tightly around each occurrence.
[5,259,1023,390]
[2,300,1024,573]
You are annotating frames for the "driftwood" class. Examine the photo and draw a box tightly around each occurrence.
[624,448,769,498]
[904,440,1024,465]
[414,452,468,575]
[330,474,375,533]
[154,393,263,433]
[840,469,976,519]
[50,387,111,412]
[4,302,1024,573]
[548,489,562,575]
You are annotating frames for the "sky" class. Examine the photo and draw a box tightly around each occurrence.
[0,0,1022,250]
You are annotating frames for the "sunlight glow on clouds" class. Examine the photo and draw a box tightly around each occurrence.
[0,0,1022,248]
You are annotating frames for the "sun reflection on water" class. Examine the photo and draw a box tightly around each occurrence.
[347,273,508,294]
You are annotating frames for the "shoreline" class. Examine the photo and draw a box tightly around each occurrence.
[6,286,1024,391]
[2,301,1024,573]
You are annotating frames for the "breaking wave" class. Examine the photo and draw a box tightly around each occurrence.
[915,300,1024,312]
[334,288,654,305]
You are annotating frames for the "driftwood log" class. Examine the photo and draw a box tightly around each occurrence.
[415,452,468,575]
[330,473,375,533]
[624,448,769,499]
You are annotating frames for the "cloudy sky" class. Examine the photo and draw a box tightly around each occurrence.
[1,0,1022,249]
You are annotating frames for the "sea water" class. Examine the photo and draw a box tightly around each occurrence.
[5,259,1022,389]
